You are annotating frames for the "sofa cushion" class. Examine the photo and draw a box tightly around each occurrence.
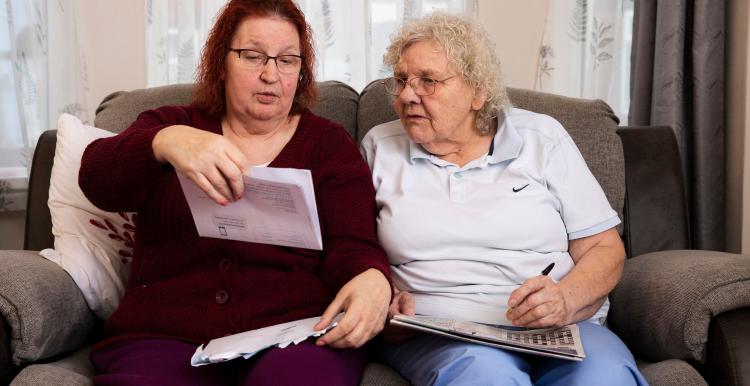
[637,359,708,386]
[314,80,359,138]
[609,250,750,363]
[10,345,94,386]
[360,362,409,386]
[94,83,194,134]
[94,81,359,137]
[357,80,398,143]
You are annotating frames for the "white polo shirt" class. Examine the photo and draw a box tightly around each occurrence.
[360,108,620,325]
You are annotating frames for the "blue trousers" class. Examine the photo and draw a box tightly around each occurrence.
[381,322,649,386]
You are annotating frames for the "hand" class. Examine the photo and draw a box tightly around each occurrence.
[314,269,391,349]
[388,290,416,318]
[381,290,421,345]
[506,275,572,328]
[152,125,247,205]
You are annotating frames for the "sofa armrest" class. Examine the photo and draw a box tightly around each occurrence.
[24,130,57,252]
[608,250,750,363]
[616,127,690,257]
[704,308,750,386]
[0,250,97,367]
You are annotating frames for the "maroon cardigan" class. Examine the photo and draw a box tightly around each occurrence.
[79,105,391,349]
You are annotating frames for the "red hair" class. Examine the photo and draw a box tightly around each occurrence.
[193,0,317,117]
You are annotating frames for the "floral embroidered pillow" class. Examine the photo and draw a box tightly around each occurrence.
[40,114,135,319]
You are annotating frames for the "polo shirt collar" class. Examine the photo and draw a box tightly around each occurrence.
[408,109,523,165]
[409,138,432,162]
[487,109,523,164]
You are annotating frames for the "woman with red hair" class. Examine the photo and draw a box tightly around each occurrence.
[79,1,391,385]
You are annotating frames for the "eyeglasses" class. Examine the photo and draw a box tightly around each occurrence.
[228,48,303,74]
[381,76,456,96]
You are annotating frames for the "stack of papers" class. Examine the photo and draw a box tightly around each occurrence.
[178,167,322,250]
[391,315,585,361]
[191,314,342,366]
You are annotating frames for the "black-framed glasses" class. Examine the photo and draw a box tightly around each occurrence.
[228,48,303,74]
[381,76,456,96]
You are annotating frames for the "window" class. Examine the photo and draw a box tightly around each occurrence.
[0,0,89,211]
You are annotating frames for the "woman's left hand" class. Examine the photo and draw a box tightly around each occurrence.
[314,268,391,349]
[505,276,572,328]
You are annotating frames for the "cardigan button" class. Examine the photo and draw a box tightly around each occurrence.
[219,258,232,272]
[215,290,229,304]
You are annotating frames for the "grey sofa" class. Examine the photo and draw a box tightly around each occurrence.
[1,80,750,386]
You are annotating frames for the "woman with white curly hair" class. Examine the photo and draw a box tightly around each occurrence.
[360,12,648,386]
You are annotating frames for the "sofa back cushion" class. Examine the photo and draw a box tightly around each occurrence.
[507,88,625,227]
[94,81,360,138]
[94,84,195,133]
[356,80,625,227]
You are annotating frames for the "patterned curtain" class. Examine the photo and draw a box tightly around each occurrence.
[146,0,476,92]
[534,0,634,123]
[0,0,90,212]
[296,0,475,91]
[146,0,227,86]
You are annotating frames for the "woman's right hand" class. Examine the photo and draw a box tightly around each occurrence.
[381,290,420,346]
[152,125,247,205]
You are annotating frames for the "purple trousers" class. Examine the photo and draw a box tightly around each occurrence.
[91,339,366,386]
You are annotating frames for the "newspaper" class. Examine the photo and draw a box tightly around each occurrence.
[191,314,342,366]
[390,315,585,361]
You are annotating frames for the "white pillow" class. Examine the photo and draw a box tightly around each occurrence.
[40,114,135,319]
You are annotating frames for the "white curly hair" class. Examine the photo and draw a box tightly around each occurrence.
[383,11,510,134]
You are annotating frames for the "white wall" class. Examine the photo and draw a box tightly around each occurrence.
[78,0,148,119]
[478,0,548,89]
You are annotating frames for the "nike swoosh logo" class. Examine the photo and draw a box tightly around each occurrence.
[512,184,530,193]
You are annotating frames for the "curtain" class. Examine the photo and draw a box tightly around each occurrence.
[146,0,476,92]
[629,0,725,251]
[534,0,634,123]
[296,0,475,92]
[146,0,227,86]
[0,0,90,212]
